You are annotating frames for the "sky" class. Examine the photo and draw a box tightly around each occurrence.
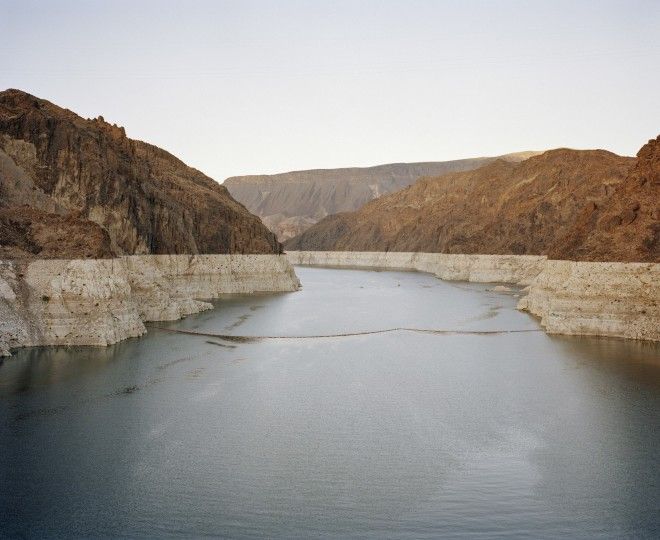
[1,0,659,182]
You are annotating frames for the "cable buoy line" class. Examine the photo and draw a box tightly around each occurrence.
[151,326,543,341]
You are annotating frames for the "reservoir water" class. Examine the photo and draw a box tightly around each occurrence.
[1,266,659,538]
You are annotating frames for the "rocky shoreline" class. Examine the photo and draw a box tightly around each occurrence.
[0,254,300,356]
[286,250,547,285]
[2,250,657,356]
[286,251,659,342]
[517,260,659,341]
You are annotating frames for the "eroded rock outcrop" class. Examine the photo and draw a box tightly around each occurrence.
[286,250,546,285]
[0,89,281,257]
[0,254,300,355]
[286,251,660,342]
[548,136,660,261]
[285,144,660,263]
[518,261,659,341]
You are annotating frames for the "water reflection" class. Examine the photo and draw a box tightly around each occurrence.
[0,343,125,397]
[0,267,658,538]
[550,334,660,388]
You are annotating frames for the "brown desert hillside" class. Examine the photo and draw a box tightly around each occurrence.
[547,136,659,261]
[0,89,281,259]
[224,152,540,241]
[285,141,658,263]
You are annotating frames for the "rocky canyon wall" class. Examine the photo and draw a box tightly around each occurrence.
[286,251,547,285]
[285,141,660,263]
[0,254,300,356]
[286,251,659,342]
[225,152,540,242]
[0,89,281,258]
[517,260,659,341]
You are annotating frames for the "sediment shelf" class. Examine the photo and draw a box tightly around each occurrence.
[286,251,659,342]
[0,254,300,356]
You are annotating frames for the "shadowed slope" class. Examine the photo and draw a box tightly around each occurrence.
[0,89,281,258]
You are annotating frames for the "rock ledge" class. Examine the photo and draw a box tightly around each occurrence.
[0,254,300,356]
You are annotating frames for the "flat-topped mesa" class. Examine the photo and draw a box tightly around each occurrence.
[224,151,541,242]
[0,88,281,258]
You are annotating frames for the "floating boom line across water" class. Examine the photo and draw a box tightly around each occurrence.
[151,326,543,342]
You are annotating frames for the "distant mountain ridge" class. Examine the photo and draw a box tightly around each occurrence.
[285,138,659,263]
[224,152,541,241]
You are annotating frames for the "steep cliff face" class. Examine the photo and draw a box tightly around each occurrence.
[286,251,547,285]
[224,152,540,241]
[0,89,281,257]
[284,251,660,342]
[0,206,115,259]
[285,146,657,262]
[518,260,659,341]
[548,136,659,261]
[0,254,300,355]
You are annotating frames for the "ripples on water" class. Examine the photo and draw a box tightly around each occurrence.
[1,267,659,538]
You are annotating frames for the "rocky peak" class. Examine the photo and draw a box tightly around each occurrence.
[553,135,659,261]
[0,89,281,258]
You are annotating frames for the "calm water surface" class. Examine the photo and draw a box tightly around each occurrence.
[1,267,659,538]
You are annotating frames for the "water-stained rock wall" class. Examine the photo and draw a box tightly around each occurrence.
[286,251,547,285]
[286,251,659,342]
[517,260,659,341]
[0,255,300,356]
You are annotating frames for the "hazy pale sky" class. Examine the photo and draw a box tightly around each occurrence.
[1,0,658,181]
